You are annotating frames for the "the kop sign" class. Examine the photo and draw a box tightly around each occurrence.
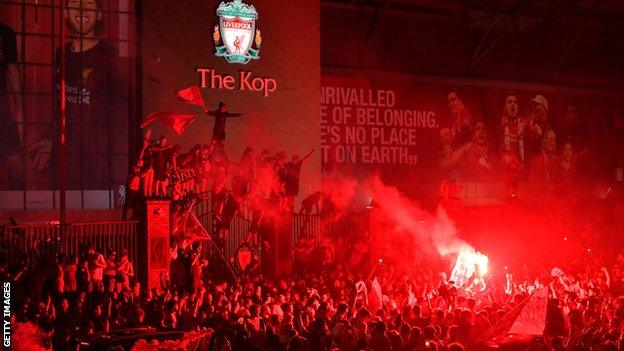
[197,0,277,97]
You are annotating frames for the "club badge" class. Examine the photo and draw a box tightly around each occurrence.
[213,0,261,64]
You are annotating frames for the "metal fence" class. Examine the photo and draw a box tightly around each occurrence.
[0,221,139,269]
[0,201,367,277]
[193,197,368,266]
[292,211,368,246]
[193,198,253,263]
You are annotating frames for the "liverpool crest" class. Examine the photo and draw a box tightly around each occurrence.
[213,0,261,64]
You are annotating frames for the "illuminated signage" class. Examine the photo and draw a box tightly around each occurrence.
[197,68,277,97]
[213,0,261,64]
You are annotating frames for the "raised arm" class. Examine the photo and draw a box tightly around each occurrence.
[149,144,177,152]
[602,267,611,288]
[136,137,151,164]
[300,148,315,163]
[228,112,243,118]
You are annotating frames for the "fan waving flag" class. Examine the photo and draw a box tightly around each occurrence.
[141,112,198,135]
[477,284,550,345]
[369,277,383,314]
[354,281,368,306]
[177,86,207,112]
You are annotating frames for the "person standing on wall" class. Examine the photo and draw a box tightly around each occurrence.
[284,149,315,212]
[149,136,176,198]
[206,101,243,153]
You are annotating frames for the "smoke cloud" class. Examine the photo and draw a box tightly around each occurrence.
[354,176,485,277]
[12,322,49,351]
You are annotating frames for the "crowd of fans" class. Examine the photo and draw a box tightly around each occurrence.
[3,99,624,351]
[4,220,624,351]
[123,118,317,227]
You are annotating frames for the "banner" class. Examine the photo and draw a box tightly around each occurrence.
[508,285,549,335]
[322,75,624,196]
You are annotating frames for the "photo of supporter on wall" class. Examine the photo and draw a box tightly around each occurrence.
[0,0,136,199]
[0,21,24,190]
[29,0,127,190]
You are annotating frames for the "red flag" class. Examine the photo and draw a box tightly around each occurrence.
[369,277,383,314]
[177,86,206,112]
[508,285,548,335]
[478,285,550,345]
[141,112,198,135]
[140,113,161,128]
[185,211,211,241]
[353,281,368,306]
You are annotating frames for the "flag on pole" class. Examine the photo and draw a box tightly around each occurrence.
[369,277,383,314]
[172,208,211,249]
[354,281,368,306]
[141,112,198,135]
[477,284,550,345]
[407,286,417,307]
[185,211,211,241]
[177,86,207,112]
[508,285,549,335]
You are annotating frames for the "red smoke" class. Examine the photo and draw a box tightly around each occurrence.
[12,322,49,351]
[362,176,485,275]
[131,330,213,350]
[322,177,357,212]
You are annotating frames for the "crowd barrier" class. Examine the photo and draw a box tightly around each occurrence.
[0,200,366,277]
[0,221,139,270]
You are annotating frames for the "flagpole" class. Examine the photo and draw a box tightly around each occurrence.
[59,0,67,224]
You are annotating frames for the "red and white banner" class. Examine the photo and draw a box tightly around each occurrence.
[508,285,549,335]
[321,75,624,189]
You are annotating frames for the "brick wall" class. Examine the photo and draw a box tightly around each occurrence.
[145,200,171,290]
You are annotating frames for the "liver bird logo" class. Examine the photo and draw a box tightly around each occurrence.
[82,67,93,85]
[233,35,244,53]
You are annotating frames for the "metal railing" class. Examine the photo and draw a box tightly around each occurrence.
[193,197,367,267]
[0,221,139,269]
[292,211,368,245]
[193,198,253,263]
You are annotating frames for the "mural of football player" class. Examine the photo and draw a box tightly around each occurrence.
[529,129,558,182]
[557,142,576,184]
[500,92,526,198]
[446,89,473,148]
[556,104,584,149]
[0,22,24,189]
[29,0,123,189]
[439,127,473,174]
[525,94,550,160]
[465,121,492,180]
